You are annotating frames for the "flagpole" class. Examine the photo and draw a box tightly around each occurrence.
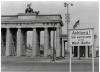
[64,2,73,72]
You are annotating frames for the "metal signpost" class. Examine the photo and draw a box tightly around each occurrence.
[64,2,94,72]
[64,2,73,72]
[69,28,94,72]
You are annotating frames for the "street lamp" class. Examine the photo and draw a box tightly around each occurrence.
[64,2,73,72]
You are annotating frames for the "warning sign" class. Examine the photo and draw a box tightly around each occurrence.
[69,28,94,46]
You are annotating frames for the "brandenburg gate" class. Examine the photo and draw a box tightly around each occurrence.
[1,9,63,57]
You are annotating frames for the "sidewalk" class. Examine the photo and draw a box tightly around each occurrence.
[1,56,99,64]
[18,58,99,64]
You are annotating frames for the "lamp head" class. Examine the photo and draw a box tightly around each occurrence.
[70,3,73,6]
[64,2,67,7]
[64,2,73,7]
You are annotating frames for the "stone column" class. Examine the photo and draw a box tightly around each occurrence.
[6,28,11,56]
[1,33,3,56]
[1,31,4,56]
[1,29,6,56]
[85,46,88,58]
[62,40,65,57]
[56,27,62,57]
[17,28,22,56]
[44,28,49,56]
[32,28,40,57]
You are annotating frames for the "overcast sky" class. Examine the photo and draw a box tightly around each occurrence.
[1,1,99,46]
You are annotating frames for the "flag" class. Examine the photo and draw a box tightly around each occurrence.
[73,20,80,29]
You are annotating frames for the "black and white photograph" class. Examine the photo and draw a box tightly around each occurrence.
[1,0,99,72]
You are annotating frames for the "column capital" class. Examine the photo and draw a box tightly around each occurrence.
[6,27,10,29]
[17,28,21,31]
[44,27,49,29]
[32,27,36,29]
[17,28,21,32]
[44,27,48,29]
[56,27,60,29]
[17,26,22,28]
[18,27,21,29]
[56,22,61,26]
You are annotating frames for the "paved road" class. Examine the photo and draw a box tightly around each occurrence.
[1,57,99,72]
[2,61,99,72]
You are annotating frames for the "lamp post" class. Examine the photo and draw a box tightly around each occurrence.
[64,2,73,72]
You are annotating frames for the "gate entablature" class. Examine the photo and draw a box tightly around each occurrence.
[1,13,63,28]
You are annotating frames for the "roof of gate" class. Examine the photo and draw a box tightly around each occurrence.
[1,13,63,26]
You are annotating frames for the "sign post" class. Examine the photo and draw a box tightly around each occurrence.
[69,28,94,72]
[64,2,73,72]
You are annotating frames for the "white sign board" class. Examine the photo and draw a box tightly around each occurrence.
[69,29,94,46]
